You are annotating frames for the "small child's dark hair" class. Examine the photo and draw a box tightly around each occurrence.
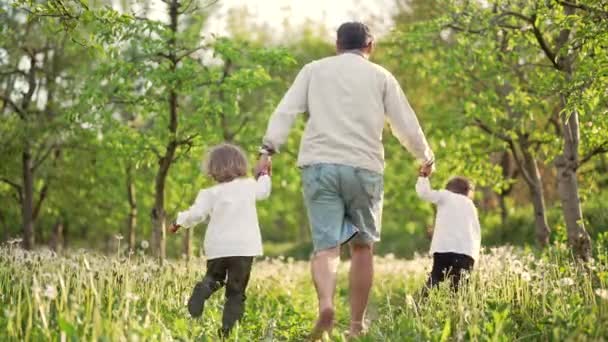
[445,176,474,197]
[203,143,248,183]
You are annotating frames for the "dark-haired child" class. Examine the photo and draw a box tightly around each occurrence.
[416,166,481,292]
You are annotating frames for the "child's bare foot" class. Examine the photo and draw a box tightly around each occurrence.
[309,307,334,341]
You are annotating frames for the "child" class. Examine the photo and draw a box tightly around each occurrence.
[169,143,271,336]
[416,165,481,293]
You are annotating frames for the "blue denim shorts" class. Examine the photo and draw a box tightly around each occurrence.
[301,163,384,252]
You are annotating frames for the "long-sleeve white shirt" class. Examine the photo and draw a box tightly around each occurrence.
[416,177,481,261]
[263,52,434,174]
[176,176,271,259]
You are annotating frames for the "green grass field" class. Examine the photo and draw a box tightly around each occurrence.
[1,244,608,341]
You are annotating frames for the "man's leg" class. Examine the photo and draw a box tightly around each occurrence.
[348,242,373,336]
[310,246,340,339]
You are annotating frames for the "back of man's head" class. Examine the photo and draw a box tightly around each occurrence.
[337,22,373,51]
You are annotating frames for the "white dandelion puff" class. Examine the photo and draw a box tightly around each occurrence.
[43,285,58,299]
[595,289,608,300]
[559,277,575,287]
[140,240,149,250]
[126,292,140,302]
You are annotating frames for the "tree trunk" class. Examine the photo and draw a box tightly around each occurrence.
[497,151,516,227]
[152,165,168,263]
[126,164,137,251]
[498,194,508,227]
[22,149,35,250]
[151,0,180,264]
[521,149,551,247]
[50,220,64,254]
[556,104,591,260]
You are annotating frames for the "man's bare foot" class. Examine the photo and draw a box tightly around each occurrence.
[346,321,367,339]
[309,307,335,341]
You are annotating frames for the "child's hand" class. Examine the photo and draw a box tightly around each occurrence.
[255,156,272,179]
[169,222,181,233]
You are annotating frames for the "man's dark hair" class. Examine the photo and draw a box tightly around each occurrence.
[337,22,373,50]
[445,176,474,197]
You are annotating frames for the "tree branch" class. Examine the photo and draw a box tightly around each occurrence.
[555,0,608,18]
[505,139,536,186]
[0,178,22,202]
[0,95,26,119]
[32,144,57,171]
[33,181,49,220]
[530,18,559,69]
[473,118,512,142]
[578,143,608,168]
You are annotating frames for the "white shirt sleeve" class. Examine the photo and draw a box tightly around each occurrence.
[176,189,213,229]
[384,73,434,165]
[262,63,312,152]
[255,175,271,200]
[415,177,444,204]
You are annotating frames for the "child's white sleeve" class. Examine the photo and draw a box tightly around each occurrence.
[255,175,272,200]
[415,177,443,204]
[176,189,212,228]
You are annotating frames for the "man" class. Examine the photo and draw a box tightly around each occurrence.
[256,22,434,338]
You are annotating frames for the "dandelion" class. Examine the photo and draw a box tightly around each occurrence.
[595,289,608,300]
[559,277,575,287]
[140,240,149,250]
[115,234,124,241]
[43,285,58,299]
[7,238,23,245]
[125,292,140,302]
[521,272,532,282]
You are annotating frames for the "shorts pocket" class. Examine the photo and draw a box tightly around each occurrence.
[356,169,384,203]
[301,165,322,201]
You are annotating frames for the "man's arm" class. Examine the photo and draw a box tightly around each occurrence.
[261,63,312,154]
[384,73,435,167]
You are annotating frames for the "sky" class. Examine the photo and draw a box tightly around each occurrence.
[206,0,396,37]
[136,0,397,40]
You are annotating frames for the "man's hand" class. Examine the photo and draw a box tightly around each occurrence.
[254,154,272,179]
[419,161,434,177]
[169,223,181,233]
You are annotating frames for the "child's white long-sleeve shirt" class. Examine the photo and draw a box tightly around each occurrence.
[176,175,271,260]
[415,177,481,261]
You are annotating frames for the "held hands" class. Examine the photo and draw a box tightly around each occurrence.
[254,154,272,179]
[168,222,181,234]
[419,161,435,178]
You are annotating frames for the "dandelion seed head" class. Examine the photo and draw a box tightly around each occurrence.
[43,285,58,299]
[559,277,575,287]
[595,289,608,300]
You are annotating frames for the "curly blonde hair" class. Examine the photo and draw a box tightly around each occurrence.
[203,143,248,183]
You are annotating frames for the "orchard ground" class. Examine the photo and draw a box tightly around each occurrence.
[1,242,608,341]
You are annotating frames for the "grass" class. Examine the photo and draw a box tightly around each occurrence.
[1,243,608,341]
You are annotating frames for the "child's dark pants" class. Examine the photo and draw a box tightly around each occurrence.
[188,256,253,335]
[424,252,474,294]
